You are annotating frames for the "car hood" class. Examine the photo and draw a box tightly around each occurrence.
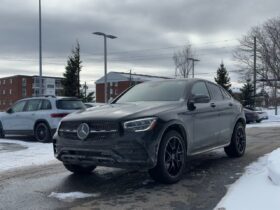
[62,101,181,121]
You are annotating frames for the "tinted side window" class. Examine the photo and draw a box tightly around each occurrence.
[207,83,223,101]
[41,99,52,110]
[56,100,85,110]
[191,82,210,98]
[12,101,26,112]
[25,99,41,111]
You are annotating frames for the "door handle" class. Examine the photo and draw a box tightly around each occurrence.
[210,103,216,108]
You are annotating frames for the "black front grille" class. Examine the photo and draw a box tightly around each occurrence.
[59,120,119,141]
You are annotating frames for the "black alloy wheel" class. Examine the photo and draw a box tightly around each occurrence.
[164,136,184,176]
[35,123,51,143]
[149,130,186,184]
[224,122,246,157]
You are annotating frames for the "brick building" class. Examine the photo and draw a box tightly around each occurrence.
[0,75,63,111]
[95,72,170,103]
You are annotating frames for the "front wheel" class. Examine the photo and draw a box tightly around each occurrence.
[224,122,246,157]
[63,164,96,174]
[149,130,186,184]
[34,122,51,143]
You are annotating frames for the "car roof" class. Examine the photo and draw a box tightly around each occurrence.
[18,96,80,101]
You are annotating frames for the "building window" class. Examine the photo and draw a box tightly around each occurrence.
[22,78,26,87]
[0,80,1,85]
[9,89,12,95]
[22,88,27,97]
[2,90,5,95]
[3,80,5,85]
[10,78,12,84]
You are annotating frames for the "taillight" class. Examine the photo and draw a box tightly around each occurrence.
[50,113,69,118]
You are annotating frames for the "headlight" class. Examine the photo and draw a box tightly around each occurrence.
[123,117,157,132]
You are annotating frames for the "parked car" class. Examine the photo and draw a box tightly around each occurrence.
[244,107,268,123]
[54,79,246,184]
[84,102,105,108]
[0,96,85,142]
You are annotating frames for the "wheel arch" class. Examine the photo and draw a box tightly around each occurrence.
[158,121,189,154]
[33,119,51,133]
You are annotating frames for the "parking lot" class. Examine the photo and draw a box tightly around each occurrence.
[0,126,279,210]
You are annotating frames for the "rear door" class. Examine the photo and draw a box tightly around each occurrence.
[206,83,231,145]
[21,99,42,130]
[189,81,221,151]
[219,88,236,144]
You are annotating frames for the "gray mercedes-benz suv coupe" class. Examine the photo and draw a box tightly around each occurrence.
[53,79,246,184]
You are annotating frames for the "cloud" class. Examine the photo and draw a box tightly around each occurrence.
[0,0,279,86]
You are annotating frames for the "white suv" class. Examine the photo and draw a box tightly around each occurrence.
[0,96,85,142]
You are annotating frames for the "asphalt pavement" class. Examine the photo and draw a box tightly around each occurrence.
[0,127,280,210]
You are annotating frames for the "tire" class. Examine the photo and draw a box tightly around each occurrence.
[256,119,261,123]
[149,130,186,184]
[63,163,96,174]
[34,122,51,143]
[0,122,5,138]
[224,122,246,158]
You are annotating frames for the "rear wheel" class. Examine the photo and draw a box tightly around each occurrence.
[34,122,51,143]
[224,122,246,157]
[0,122,5,138]
[149,130,186,184]
[63,164,96,174]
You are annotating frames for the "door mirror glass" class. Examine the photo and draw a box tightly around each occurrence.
[192,95,210,103]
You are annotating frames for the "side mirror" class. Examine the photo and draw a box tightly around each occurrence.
[187,95,210,111]
[192,95,210,103]
[187,100,196,111]
[6,108,13,114]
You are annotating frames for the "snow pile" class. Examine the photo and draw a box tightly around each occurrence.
[48,192,100,202]
[267,148,280,185]
[0,139,57,173]
[215,148,280,210]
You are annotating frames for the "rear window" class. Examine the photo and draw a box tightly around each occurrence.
[56,99,85,110]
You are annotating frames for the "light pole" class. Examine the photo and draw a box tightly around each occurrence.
[188,58,200,78]
[39,0,43,96]
[93,32,117,103]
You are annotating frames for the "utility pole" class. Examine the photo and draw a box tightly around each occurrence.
[39,0,43,96]
[253,36,257,107]
[188,58,200,78]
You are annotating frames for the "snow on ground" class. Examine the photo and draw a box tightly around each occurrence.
[48,192,100,202]
[215,148,280,210]
[0,139,58,173]
[247,108,280,128]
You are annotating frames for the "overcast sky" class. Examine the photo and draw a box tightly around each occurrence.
[0,0,279,89]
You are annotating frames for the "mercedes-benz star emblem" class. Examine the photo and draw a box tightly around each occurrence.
[77,123,90,140]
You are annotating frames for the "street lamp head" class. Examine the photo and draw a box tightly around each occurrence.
[93,32,105,36]
[106,35,117,39]
[93,32,117,39]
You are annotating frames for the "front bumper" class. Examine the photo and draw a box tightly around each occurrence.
[53,129,161,170]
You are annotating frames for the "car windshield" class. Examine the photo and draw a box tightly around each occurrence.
[115,80,187,103]
[56,99,85,110]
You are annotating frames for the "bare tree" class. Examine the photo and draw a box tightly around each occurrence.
[173,44,195,78]
[234,17,280,113]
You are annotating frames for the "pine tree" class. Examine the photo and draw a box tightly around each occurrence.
[214,62,231,92]
[62,41,82,97]
[240,80,254,107]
